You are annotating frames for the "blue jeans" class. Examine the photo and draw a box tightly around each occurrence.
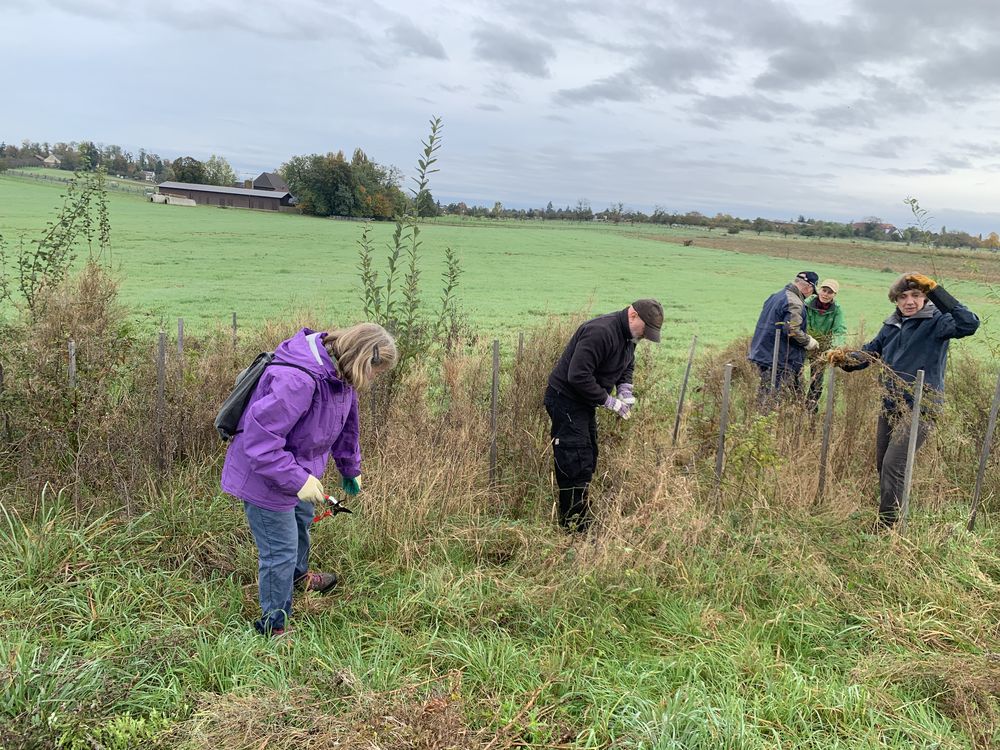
[244,500,314,633]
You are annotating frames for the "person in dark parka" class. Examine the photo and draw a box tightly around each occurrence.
[748,271,821,407]
[544,299,663,532]
[829,273,979,530]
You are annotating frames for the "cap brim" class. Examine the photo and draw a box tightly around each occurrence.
[644,326,661,343]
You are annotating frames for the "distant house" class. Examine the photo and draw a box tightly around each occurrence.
[141,170,156,182]
[852,221,902,238]
[252,171,289,192]
[34,153,61,168]
[156,181,296,211]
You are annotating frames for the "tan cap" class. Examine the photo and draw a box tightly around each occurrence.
[818,279,840,294]
[631,298,663,342]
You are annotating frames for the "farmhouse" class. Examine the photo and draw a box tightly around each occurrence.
[156,181,296,211]
[34,153,62,168]
[252,171,289,191]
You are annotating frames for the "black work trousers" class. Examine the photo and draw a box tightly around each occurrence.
[544,387,598,532]
[875,412,930,528]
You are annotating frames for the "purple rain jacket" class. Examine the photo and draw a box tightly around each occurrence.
[221,328,361,512]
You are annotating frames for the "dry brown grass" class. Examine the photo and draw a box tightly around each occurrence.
[653,232,1000,285]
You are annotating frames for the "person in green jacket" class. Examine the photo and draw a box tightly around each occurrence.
[806,279,847,411]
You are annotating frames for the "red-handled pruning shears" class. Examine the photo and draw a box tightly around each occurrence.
[313,495,353,523]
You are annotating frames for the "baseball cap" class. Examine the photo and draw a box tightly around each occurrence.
[818,279,839,294]
[796,271,819,290]
[632,298,663,342]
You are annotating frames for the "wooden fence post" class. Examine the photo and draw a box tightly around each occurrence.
[232,312,238,350]
[68,339,77,390]
[672,335,697,446]
[714,364,733,493]
[898,369,925,534]
[517,332,524,363]
[177,318,184,356]
[815,366,836,503]
[489,339,500,486]
[968,370,1000,532]
[156,330,167,470]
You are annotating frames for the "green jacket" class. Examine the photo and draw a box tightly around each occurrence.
[805,297,847,348]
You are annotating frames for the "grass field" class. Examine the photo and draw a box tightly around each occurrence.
[2,174,997,359]
[2,173,1000,748]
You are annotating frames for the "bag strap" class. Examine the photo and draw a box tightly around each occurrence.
[229,361,321,437]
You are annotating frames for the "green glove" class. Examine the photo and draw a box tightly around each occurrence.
[341,476,361,496]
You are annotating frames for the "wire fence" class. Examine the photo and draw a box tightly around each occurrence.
[48,315,1000,534]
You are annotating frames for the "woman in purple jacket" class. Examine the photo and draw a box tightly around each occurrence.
[222,323,397,636]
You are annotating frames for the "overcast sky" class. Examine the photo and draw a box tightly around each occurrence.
[5,0,1000,233]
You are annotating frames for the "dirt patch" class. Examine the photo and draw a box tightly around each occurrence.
[648,233,1000,286]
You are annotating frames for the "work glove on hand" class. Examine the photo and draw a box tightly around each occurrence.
[805,336,820,352]
[906,273,938,292]
[341,475,361,496]
[617,383,636,405]
[297,474,326,504]
[826,347,867,370]
[603,394,632,420]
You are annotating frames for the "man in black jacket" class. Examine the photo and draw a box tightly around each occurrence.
[544,299,663,531]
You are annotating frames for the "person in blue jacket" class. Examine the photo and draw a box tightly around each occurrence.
[829,272,979,530]
[748,271,820,407]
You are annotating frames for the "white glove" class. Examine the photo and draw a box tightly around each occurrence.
[602,395,632,420]
[296,474,326,503]
[805,336,820,352]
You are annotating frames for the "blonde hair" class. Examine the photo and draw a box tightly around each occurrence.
[322,323,397,390]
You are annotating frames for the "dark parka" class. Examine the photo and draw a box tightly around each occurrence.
[843,287,979,415]
[748,283,812,373]
[548,309,635,405]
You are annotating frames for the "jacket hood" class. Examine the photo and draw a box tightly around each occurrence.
[272,328,340,381]
[785,282,805,301]
[884,301,938,327]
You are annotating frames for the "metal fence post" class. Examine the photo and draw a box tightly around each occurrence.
[489,339,500,486]
[714,364,733,493]
[816,366,836,503]
[968,370,1000,531]
[770,325,781,390]
[672,335,697,446]
[898,369,925,534]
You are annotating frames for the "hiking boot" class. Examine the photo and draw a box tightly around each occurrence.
[295,571,338,594]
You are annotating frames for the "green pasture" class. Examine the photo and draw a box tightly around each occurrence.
[1,174,997,360]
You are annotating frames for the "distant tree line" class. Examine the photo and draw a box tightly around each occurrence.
[0,139,237,187]
[436,202,1000,251]
[2,137,996,248]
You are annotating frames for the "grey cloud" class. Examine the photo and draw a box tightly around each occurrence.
[472,26,556,78]
[754,46,839,91]
[633,44,727,92]
[812,78,927,129]
[484,80,520,102]
[554,74,643,105]
[859,136,915,159]
[438,83,468,93]
[692,94,799,123]
[555,43,725,106]
[477,103,503,112]
[917,42,1000,97]
[387,18,447,59]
